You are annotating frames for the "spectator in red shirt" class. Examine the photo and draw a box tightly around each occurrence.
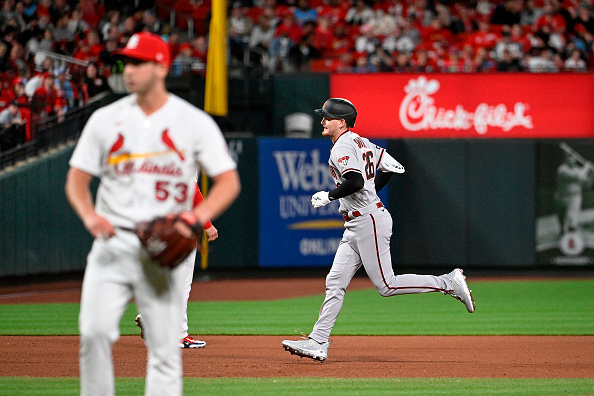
[317,0,349,26]
[32,71,66,122]
[274,13,304,44]
[312,15,335,55]
[534,0,567,35]
[465,17,500,51]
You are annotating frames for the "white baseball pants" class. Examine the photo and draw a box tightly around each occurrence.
[79,233,188,396]
[309,206,452,344]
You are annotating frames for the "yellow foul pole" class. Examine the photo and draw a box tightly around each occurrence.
[202,0,228,269]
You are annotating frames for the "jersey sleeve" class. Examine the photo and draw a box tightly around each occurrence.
[68,110,104,176]
[194,115,237,177]
[332,143,362,177]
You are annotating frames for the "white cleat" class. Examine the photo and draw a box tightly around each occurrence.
[446,268,476,313]
[282,337,331,362]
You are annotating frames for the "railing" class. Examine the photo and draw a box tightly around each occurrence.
[0,92,118,172]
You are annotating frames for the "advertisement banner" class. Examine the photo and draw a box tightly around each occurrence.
[259,138,387,267]
[331,74,594,139]
[536,140,594,265]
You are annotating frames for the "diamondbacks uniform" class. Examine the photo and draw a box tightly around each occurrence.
[70,93,236,395]
[308,131,452,345]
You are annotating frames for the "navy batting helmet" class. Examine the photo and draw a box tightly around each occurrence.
[314,98,357,128]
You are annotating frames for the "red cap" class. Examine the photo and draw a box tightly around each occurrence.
[42,71,53,79]
[13,77,24,85]
[180,43,192,51]
[115,32,171,66]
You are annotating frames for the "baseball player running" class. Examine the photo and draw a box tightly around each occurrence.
[65,32,240,395]
[282,98,475,362]
[135,182,216,349]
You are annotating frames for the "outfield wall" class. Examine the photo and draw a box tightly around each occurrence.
[2,72,594,276]
[3,136,582,276]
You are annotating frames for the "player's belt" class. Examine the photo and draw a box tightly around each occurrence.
[343,202,383,221]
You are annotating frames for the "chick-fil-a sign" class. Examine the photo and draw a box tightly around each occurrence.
[330,74,594,138]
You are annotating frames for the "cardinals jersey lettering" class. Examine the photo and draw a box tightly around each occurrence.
[69,94,236,229]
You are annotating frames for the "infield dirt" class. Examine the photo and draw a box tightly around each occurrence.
[0,277,592,378]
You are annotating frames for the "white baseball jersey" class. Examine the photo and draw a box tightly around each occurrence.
[308,130,454,346]
[328,131,384,213]
[69,93,236,230]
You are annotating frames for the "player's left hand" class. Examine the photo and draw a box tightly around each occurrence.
[311,191,331,208]
[205,225,218,241]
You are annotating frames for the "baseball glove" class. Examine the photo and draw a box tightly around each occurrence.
[135,213,202,269]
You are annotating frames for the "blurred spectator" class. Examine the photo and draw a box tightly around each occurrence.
[353,54,377,72]
[496,48,524,71]
[475,0,495,20]
[191,35,208,64]
[54,67,82,111]
[228,2,254,61]
[0,83,12,110]
[572,5,594,35]
[11,76,32,141]
[494,29,524,61]
[520,0,544,27]
[465,17,499,51]
[527,47,559,71]
[392,51,412,72]
[99,10,120,41]
[406,0,435,28]
[293,0,317,28]
[53,13,75,43]
[334,52,354,73]
[79,0,105,28]
[0,41,11,72]
[311,15,334,55]
[68,8,90,38]
[355,23,381,54]
[564,48,587,71]
[491,0,522,26]
[534,0,567,35]
[249,14,276,64]
[139,9,161,34]
[421,16,454,52]
[25,57,54,97]
[31,71,66,121]
[411,48,437,72]
[1,1,27,32]
[270,12,303,63]
[449,3,478,35]
[371,9,397,37]
[0,99,25,151]
[250,14,276,51]
[473,46,495,71]
[269,30,296,72]
[326,22,354,57]
[317,0,349,26]
[98,38,118,71]
[81,62,109,100]
[287,32,321,72]
[346,0,375,26]
[171,43,205,76]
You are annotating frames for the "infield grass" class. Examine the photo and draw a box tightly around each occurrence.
[1,377,593,396]
[0,279,592,336]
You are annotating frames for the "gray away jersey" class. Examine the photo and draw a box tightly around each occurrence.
[329,131,385,213]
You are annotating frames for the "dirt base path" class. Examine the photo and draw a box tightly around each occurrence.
[1,276,593,378]
[0,335,592,378]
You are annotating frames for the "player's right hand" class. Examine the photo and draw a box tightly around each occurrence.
[84,214,115,240]
[311,191,331,208]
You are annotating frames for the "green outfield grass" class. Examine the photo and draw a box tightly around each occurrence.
[0,279,593,336]
[1,279,593,395]
[1,377,593,396]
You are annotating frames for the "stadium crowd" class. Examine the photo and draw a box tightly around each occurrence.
[0,0,592,150]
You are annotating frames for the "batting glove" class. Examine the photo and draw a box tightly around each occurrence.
[311,191,331,208]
